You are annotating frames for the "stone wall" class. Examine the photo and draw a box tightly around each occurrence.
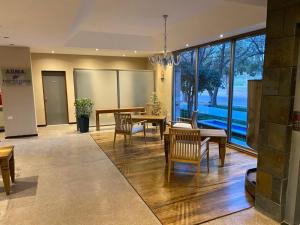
[295,163,300,224]
[256,0,300,222]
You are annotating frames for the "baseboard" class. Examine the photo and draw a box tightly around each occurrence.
[38,123,76,126]
[5,134,38,139]
[226,143,257,157]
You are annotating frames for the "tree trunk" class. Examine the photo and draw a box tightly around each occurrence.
[211,43,226,106]
[211,87,219,106]
[188,92,194,117]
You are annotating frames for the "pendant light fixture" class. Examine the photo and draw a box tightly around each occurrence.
[149,15,181,69]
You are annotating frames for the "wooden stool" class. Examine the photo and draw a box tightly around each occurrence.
[0,146,15,195]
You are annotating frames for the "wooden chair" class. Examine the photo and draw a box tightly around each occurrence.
[113,113,147,146]
[170,111,198,129]
[0,145,15,195]
[168,128,210,182]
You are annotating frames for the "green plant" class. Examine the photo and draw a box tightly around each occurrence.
[74,98,94,118]
[149,92,161,115]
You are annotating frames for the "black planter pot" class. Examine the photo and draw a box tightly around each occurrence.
[78,116,89,133]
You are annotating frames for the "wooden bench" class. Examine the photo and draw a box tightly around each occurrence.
[0,145,15,195]
[95,107,145,131]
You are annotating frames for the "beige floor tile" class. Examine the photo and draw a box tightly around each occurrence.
[203,208,279,225]
[0,125,161,225]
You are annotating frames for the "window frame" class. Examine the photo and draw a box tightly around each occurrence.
[172,29,266,151]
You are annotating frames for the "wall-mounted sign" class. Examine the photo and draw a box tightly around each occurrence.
[1,68,32,86]
[293,111,300,131]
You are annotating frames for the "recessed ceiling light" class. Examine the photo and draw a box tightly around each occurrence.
[134,50,137,54]
[96,48,99,51]
[122,54,126,57]
[220,34,224,38]
[51,50,55,54]
[185,43,189,47]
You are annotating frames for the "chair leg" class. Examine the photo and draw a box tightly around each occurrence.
[197,163,200,183]
[207,143,210,173]
[113,132,117,147]
[124,134,127,145]
[207,150,210,173]
[129,134,132,145]
[143,125,146,144]
[168,160,171,182]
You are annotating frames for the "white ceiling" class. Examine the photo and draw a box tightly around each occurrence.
[0,0,267,57]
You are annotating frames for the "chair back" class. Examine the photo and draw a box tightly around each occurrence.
[191,111,198,129]
[114,113,132,134]
[169,128,201,162]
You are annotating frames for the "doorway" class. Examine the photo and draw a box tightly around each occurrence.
[42,71,69,125]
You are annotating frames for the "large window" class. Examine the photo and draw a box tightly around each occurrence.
[173,32,266,149]
[231,34,265,147]
[197,42,231,132]
[173,50,196,120]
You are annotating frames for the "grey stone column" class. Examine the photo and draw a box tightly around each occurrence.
[256,0,300,222]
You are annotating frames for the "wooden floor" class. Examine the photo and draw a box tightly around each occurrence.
[91,130,257,225]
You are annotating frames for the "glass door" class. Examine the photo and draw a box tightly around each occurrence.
[230,34,266,147]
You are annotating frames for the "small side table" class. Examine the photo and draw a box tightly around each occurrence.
[0,146,15,195]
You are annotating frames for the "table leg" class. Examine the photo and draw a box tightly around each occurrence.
[160,121,164,140]
[164,139,169,164]
[219,138,226,167]
[96,112,100,131]
[1,160,11,195]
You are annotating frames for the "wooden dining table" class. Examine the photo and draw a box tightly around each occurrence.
[131,114,167,140]
[95,107,145,131]
[164,128,227,166]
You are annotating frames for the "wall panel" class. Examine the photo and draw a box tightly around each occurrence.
[119,70,154,108]
[74,69,118,126]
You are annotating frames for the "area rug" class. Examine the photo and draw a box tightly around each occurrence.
[91,131,256,225]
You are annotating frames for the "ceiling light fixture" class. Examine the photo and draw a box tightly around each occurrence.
[134,50,137,54]
[122,54,126,57]
[149,15,180,69]
[51,50,55,54]
[220,34,224,38]
[185,43,189,47]
[96,48,99,51]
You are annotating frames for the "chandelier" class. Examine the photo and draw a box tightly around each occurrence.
[149,15,181,68]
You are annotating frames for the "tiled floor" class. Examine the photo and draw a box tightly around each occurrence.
[0,125,160,225]
[0,125,279,225]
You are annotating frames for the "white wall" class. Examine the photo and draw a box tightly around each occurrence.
[0,46,37,137]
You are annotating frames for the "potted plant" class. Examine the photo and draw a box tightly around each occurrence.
[74,98,94,133]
